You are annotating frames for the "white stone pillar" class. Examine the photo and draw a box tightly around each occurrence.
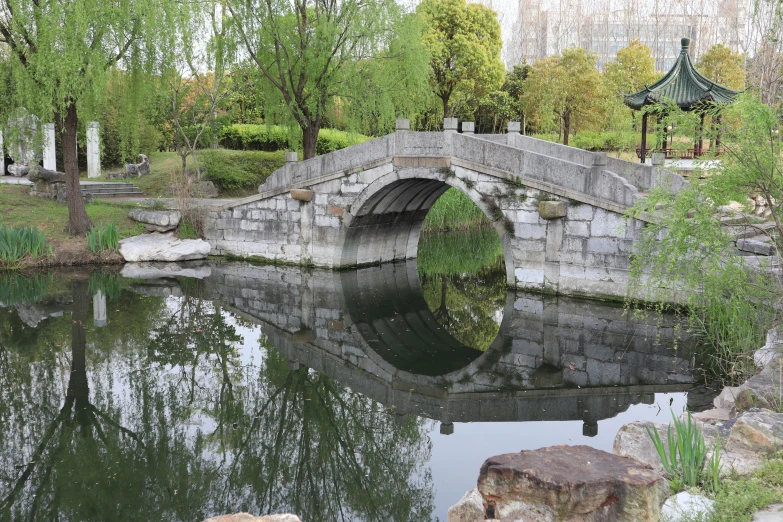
[443,118,458,133]
[93,290,107,327]
[461,122,475,135]
[0,131,4,176]
[86,121,100,178]
[43,123,56,171]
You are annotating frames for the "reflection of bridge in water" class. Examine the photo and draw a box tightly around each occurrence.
[134,261,693,436]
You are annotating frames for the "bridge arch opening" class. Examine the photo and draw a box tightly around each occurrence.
[336,170,514,285]
[337,170,512,353]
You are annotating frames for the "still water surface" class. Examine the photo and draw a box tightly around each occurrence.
[0,229,694,521]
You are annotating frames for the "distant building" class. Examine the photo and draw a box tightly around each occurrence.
[509,0,756,70]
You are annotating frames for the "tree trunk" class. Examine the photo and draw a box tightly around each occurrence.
[63,103,92,235]
[563,114,571,146]
[442,95,451,120]
[302,123,320,160]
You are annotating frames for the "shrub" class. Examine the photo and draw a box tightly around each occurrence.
[0,225,50,265]
[218,124,370,154]
[86,224,119,255]
[197,149,286,191]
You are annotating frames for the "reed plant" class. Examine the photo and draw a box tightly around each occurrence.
[646,409,720,492]
[0,224,50,266]
[422,188,490,233]
[86,224,119,255]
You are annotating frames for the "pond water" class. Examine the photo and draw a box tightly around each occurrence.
[0,228,696,521]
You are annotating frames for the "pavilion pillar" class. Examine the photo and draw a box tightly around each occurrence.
[640,112,648,164]
[714,115,722,152]
[698,112,706,156]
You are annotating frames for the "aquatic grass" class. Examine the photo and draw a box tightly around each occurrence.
[646,409,714,492]
[0,225,50,266]
[423,188,491,233]
[417,227,504,277]
[86,224,119,255]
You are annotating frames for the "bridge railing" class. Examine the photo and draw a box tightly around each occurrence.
[475,129,686,193]
[452,133,642,209]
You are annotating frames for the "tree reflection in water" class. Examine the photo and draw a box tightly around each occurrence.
[418,227,507,351]
[0,274,434,521]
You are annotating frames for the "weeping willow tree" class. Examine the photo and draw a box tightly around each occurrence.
[227,0,430,159]
[0,0,176,234]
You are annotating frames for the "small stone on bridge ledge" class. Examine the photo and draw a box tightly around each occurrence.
[290,189,313,202]
[538,200,566,219]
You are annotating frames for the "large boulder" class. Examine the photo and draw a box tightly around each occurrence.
[447,488,484,522]
[614,412,783,477]
[713,357,783,413]
[128,209,181,233]
[119,233,210,262]
[477,445,668,522]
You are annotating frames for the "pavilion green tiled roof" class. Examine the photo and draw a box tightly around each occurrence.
[623,38,740,111]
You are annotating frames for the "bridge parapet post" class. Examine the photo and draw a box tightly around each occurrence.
[395,118,410,131]
[507,121,521,146]
[443,118,458,133]
[461,121,475,135]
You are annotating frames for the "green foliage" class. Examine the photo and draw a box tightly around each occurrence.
[646,410,716,492]
[568,131,639,151]
[85,224,119,255]
[626,95,781,382]
[522,48,606,144]
[229,0,428,158]
[697,44,746,90]
[219,124,370,154]
[423,188,490,232]
[418,0,504,117]
[197,149,285,191]
[711,459,783,522]
[178,220,198,239]
[0,225,50,265]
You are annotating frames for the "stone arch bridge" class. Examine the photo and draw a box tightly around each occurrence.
[205,120,686,299]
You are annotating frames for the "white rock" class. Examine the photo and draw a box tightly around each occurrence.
[119,233,210,262]
[661,491,715,521]
[755,329,783,370]
[121,262,212,280]
[447,488,484,522]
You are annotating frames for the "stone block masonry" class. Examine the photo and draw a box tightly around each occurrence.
[206,122,685,300]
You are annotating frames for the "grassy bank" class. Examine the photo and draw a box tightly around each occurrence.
[0,185,142,268]
[98,150,286,199]
[422,188,491,233]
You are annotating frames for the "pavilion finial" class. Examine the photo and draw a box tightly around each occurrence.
[681,38,691,53]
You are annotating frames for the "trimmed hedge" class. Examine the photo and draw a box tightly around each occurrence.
[531,131,638,151]
[219,124,370,155]
[197,149,286,191]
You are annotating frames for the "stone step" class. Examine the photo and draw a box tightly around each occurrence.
[85,191,144,199]
[81,186,143,194]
